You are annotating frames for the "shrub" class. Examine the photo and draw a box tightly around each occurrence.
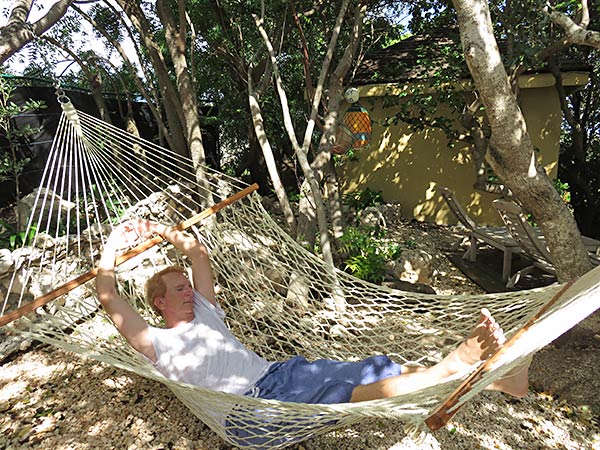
[339,225,400,284]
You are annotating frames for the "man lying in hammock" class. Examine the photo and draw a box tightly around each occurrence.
[96,219,530,408]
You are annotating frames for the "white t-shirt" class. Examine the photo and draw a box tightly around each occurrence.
[147,290,272,395]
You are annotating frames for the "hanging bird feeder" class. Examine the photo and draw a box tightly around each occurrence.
[332,88,372,155]
[343,103,372,149]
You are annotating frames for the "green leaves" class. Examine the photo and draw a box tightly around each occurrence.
[0,78,45,184]
[553,178,572,205]
[339,225,401,284]
[0,77,47,235]
[0,156,30,183]
[0,220,37,250]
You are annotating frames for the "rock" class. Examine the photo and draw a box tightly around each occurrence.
[33,232,55,249]
[261,196,277,212]
[16,424,33,443]
[330,324,348,337]
[17,188,75,231]
[390,249,437,284]
[11,246,34,262]
[0,400,11,413]
[357,207,386,228]
[27,268,56,298]
[285,272,310,310]
[378,203,403,225]
[83,223,111,240]
[0,249,13,273]
[264,267,287,296]
[3,269,26,294]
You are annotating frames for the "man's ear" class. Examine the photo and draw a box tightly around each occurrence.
[154,296,165,312]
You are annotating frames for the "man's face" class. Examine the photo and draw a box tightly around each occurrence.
[155,271,195,324]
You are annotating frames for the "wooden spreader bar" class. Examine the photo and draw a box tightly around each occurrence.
[425,277,578,431]
[0,183,259,328]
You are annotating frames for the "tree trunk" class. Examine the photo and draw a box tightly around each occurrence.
[253,12,341,267]
[296,0,366,245]
[324,162,343,242]
[73,4,176,152]
[117,0,189,158]
[156,0,205,166]
[0,0,75,64]
[274,0,351,263]
[545,5,600,49]
[248,68,297,236]
[451,0,592,281]
[297,179,318,249]
[156,0,212,202]
[313,2,367,242]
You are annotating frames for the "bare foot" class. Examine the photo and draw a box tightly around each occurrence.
[442,308,505,373]
[487,360,530,398]
[349,309,529,402]
[445,308,529,398]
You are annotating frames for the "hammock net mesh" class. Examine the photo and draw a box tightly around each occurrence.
[1,99,599,448]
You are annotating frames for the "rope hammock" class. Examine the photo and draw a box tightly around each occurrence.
[1,95,599,449]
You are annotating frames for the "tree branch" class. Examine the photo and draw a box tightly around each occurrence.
[0,0,77,63]
[543,4,600,49]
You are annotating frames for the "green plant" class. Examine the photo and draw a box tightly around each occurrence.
[0,220,37,249]
[285,188,301,203]
[0,77,46,230]
[553,179,572,207]
[343,188,384,211]
[404,238,417,249]
[91,181,128,224]
[339,226,401,284]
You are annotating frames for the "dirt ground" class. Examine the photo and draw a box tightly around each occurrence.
[1,217,599,450]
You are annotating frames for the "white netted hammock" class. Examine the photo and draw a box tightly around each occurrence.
[1,96,599,449]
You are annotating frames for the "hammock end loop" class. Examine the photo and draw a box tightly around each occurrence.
[53,87,83,136]
[424,409,451,432]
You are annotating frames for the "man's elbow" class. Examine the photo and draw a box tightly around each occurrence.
[190,243,210,260]
[96,284,117,305]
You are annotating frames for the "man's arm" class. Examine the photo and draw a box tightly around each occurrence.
[137,220,217,307]
[96,226,157,362]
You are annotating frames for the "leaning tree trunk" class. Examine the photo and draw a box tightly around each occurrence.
[451,0,592,281]
[0,0,75,63]
[254,14,338,266]
[295,0,363,249]
[86,71,111,124]
[248,67,297,236]
[309,2,367,243]
[156,0,213,203]
[117,0,189,158]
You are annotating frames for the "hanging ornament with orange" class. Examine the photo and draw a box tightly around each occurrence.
[332,88,372,155]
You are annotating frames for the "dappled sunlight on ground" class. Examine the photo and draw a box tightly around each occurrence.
[0,346,225,449]
[1,218,598,449]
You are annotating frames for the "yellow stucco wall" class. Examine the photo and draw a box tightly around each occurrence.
[338,83,564,226]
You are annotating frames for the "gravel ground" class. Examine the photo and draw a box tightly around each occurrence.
[1,219,599,450]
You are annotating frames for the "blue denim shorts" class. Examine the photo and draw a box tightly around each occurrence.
[248,355,403,404]
[225,355,403,448]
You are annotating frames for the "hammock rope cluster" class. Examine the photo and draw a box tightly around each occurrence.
[1,97,599,449]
